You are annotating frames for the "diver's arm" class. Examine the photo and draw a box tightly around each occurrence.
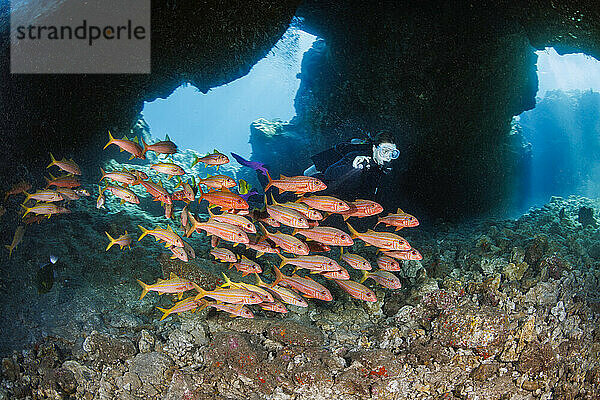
[322,153,361,182]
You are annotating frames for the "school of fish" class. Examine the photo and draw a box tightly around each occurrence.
[3,130,421,320]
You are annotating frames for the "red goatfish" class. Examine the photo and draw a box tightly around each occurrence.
[169,245,188,262]
[141,135,178,157]
[136,273,194,299]
[319,267,350,280]
[376,255,401,271]
[293,226,354,246]
[271,266,333,301]
[254,273,308,307]
[360,270,402,289]
[100,168,136,186]
[56,188,79,201]
[207,208,256,233]
[22,190,63,204]
[258,223,309,255]
[278,254,341,273]
[198,186,248,212]
[375,209,420,230]
[5,225,25,259]
[298,195,350,213]
[138,225,184,248]
[174,179,195,202]
[138,179,172,205]
[198,300,254,318]
[266,194,309,228]
[105,231,132,250]
[339,199,384,220]
[4,181,31,200]
[186,215,249,244]
[198,175,236,189]
[383,249,422,261]
[221,273,274,302]
[245,238,280,257]
[346,223,411,251]
[103,131,145,160]
[156,297,199,321]
[102,184,139,204]
[193,285,262,305]
[47,153,81,175]
[340,247,372,270]
[191,150,229,169]
[264,172,327,195]
[230,255,262,276]
[279,201,323,220]
[259,301,288,313]
[151,162,185,180]
[334,279,377,302]
[45,174,80,189]
[306,241,331,253]
[21,203,68,218]
[210,247,237,263]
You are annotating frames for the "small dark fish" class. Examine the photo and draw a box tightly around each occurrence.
[37,255,58,294]
[230,152,270,178]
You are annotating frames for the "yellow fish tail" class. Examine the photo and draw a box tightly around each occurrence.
[221,272,232,288]
[271,266,285,288]
[346,222,359,239]
[20,204,31,218]
[254,273,265,287]
[136,279,150,300]
[156,306,170,321]
[277,253,288,269]
[359,270,369,284]
[103,130,115,150]
[137,225,150,241]
[105,231,115,251]
[47,153,56,169]
[5,245,13,259]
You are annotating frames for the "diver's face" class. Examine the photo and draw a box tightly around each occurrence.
[373,142,399,165]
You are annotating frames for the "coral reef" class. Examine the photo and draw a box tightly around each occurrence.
[1,191,600,399]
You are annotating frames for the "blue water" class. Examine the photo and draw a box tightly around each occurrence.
[142,27,317,158]
[515,48,600,213]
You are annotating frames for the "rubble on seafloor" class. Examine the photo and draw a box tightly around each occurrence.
[1,195,600,399]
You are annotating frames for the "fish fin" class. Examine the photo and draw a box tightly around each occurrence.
[103,131,115,150]
[190,155,200,168]
[137,225,150,241]
[120,199,125,205]
[291,228,298,236]
[128,154,134,160]
[346,222,359,239]
[141,137,149,158]
[271,266,284,288]
[277,253,287,268]
[359,270,369,284]
[395,226,402,231]
[132,136,139,144]
[258,222,269,238]
[397,208,403,213]
[165,134,170,141]
[192,283,207,299]
[169,272,178,279]
[178,292,183,300]
[175,176,182,188]
[241,272,249,277]
[156,307,170,321]
[343,214,349,221]
[256,251,264,258]
[254,273,265,287]
[136,279,150,299]
[5,245,13,259]
[47,153,56,169]
[264,170,274,192]
[105,232,115,251]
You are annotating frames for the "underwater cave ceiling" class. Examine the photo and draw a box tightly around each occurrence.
[2,0,600,218]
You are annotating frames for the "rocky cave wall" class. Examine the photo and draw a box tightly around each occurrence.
[2,0,600,220]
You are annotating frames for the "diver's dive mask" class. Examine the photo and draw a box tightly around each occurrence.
[373,143,399,165]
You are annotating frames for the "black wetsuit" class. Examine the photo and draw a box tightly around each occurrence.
[311,142,388,201]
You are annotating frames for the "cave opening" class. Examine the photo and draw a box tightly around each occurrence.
[141,24,317,158]
[514,47,600,215]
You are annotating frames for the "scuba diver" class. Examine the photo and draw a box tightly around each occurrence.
[230,131,399,201]
[302,131,399,200]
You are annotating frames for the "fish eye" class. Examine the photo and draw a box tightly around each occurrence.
[341,235,348,240]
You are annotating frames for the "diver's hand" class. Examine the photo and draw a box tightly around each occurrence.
[352,156,372,170]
